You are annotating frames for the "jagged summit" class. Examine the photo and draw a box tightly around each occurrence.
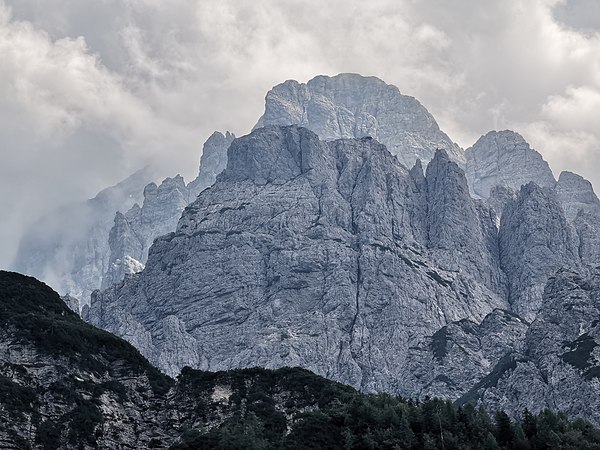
[555,170,600,222]
[87,125,600,423]
[90,125,506,388]
[465,130,555,199]
[11,166,157,304]
[188,130,235,197]
[255,73,464,168]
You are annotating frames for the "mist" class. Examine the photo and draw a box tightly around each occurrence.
[1,0,599,267]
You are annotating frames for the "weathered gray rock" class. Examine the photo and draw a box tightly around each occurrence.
[499,182,579,321]
[553,171,600,266]
[255,73,464,168]
[487,185,515,224]
[465,130,555,199]
[11,167,155,305]
[405,309,528,401]
[102,176,189,289]
[188,131,235,197]
[555,170,600,222]
[89,126,507,392]
[460,269,600,424]
[574,210,600,265]
[425,149,506,299]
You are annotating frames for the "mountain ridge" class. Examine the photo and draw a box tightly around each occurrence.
[3,270,600,449]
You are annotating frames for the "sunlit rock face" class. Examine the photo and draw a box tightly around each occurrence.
[102,132,235,290]
[188,131,236,198]
[255,73,464,169]
[499,182,579,321]
[89,126,506,386]
[465,130,555,199]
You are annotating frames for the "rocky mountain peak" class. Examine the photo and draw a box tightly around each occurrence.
[90,125,507,391]
[499,182,579,320]
[555,170,600,222]
[188,130,235,197]
[254,73,464,168]
[465,130,555,199]
[219,125,323,185]
[426,148,471,250]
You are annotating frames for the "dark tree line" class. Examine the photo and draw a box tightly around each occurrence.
[171,387,600,450]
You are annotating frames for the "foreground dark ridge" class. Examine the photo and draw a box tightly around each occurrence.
[1,271,600,449]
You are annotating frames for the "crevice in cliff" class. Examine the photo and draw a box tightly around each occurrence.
[346,153,368,374]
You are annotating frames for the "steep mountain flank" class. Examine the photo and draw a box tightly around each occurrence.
[465,130,555,199]
[255,73,464,168]
[89,126,506,389]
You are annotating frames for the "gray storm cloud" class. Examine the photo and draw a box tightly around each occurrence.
[0,0,599,267]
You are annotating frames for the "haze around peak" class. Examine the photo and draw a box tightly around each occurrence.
[1,0,599,267]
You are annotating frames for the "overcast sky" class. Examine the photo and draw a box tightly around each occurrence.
[1,0,599,267]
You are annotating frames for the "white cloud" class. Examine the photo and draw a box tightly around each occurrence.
[0,0,600,267]
[542,85,600,133]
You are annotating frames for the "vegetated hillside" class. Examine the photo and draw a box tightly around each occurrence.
[1,270,600,449]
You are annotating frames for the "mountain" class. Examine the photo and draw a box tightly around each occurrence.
[11,72,600,430]
[89,126,506,385]
[87,125,600,424]
[555,170,600,222]
[255,73,464,168]
[12,132,235,303]
[102,175,190,289]
[465,130,556,199]
[187,131,236,197]
[11,167,156,306]
[3,271,600,449]
[102,131,235,290]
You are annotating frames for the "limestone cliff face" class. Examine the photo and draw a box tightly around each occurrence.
[102,175,189,289]
[555,171,600,222]
[255,73,464,168]
[456,269,600,425]
[425,149,505,298]
[188,131,235,197]
[11,167,155,305]
[499,183,579,321]
[102,133,235,290]
[89,126,506,391]
[465,130,555,199]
